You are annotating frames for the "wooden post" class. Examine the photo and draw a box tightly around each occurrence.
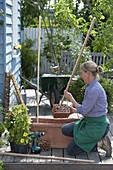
[37,16,41,123]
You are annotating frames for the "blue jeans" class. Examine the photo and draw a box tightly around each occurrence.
[61,122,109,156]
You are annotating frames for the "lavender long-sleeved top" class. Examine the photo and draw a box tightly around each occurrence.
[77,78,108,117]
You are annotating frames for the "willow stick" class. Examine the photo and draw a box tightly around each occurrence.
[0,152,94,163]
[37,16,41,123]
[61,17,96,105]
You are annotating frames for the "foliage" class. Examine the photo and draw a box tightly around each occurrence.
[0,99,3,113]
[21,0,48,29]
[103,58,113,71]
[4,104,31,145]
[0,138,5,147]
[0,9,4,26]
[99,77,113,113]
[0,161,5,170]
[42,32,72,63]
[69,76,85,103]
[69,76,113,113]
[21,0,113,59]
[21,38,37,80]
[74,0,113,56]
[0,122,5,136]
[70,38,91,70]
[0,99,4,136]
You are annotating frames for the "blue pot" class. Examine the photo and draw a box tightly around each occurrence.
[14,143,28,154]
[10,141,15,152]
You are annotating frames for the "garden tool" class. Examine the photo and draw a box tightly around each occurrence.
[52,17,96,116]
[29,131,45,154]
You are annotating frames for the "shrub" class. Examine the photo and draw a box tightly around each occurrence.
[69,76,85,103]
[99,77,113,113]
[21,38,37,80]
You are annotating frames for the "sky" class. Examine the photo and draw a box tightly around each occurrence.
[48,0,84,10]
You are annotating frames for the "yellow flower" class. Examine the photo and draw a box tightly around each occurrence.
[23,132,28,137]
[20,139,25,144]
[13,44,21,50]
[18,45,22,49]
[18,109,22,113]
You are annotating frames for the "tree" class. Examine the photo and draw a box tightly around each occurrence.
[21,0,113,58]
[21,0,48,29]
[73,0,113,56]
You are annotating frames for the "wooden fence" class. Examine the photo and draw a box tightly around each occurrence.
[21,28,110,75]
[40,52,109,75]
[21,27,80,52]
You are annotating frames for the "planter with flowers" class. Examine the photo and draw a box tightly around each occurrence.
[4,104,31,153]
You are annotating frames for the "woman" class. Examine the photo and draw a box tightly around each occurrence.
[62,61,112,157]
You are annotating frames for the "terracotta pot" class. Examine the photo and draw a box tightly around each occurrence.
[30,117,79,149]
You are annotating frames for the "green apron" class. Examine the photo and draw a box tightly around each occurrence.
[73,115,108,153]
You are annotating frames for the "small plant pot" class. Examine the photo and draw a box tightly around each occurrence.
[52,104,71,118]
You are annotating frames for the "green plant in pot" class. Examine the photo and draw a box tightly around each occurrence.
[4,104,31,153]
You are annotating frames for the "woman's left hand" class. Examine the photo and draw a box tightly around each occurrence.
[64,90,73,101]
[64,90,78,108]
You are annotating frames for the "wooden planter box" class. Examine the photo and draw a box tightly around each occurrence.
[30,117,79,149]
[52,104,71,118]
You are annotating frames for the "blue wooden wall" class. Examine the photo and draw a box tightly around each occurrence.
[0,0,21,106]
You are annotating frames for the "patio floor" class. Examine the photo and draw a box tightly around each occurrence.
[0,89,113,170]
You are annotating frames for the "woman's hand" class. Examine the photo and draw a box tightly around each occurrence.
[69,106,77,113]
[64,90,73,101]
[64,90,78,108]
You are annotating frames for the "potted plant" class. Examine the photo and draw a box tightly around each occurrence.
[13,43,21,56]
[4,104,31,153]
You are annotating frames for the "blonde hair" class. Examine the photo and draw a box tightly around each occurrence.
[80,61,103,77]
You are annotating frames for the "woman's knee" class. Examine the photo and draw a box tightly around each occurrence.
[61,124,68,135]
[61,122,74,136]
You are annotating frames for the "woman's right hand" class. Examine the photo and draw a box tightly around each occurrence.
[69,106,77,113]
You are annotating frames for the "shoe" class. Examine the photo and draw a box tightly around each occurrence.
[98,135,112,157]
